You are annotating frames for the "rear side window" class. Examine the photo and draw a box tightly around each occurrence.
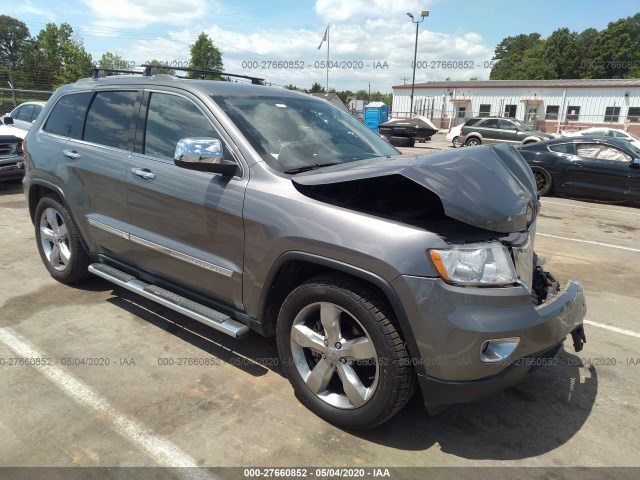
[44,93,92,139]
[548,143,572,154]
[143,93,217,160]
[32,104,44,121]
[84,91,138,150]
[463,118,482,126]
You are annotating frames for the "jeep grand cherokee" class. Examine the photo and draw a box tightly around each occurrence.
[22,69,587,429]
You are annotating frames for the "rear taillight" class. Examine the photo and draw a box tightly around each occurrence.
[21,138,26,157]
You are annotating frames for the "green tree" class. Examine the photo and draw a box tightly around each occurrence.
[310,82,325,93]
[98,52,131,73]
[545,28,580,79]
[585,13,640,78]
[187,32,223,80]
[34,23,92,88]
[0,15,31,101]
[354,89,368,99]
[493,33,542,60]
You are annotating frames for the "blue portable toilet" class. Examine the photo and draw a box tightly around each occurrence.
[364,102,389,132]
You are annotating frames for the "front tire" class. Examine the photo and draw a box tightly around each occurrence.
[276,274,414,429]
[34,194,91,284]
[532,167,553,196]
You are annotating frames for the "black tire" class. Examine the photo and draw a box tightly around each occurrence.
[532,167,553,196]
[276,273,415,429]
[452,136,462,148]
[465,137,481,146]
[388,136,415,147]
[34,194,91,284]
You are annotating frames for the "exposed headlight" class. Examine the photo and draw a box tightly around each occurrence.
[429,242,517,286]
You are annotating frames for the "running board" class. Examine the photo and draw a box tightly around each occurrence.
[88,263,249,339]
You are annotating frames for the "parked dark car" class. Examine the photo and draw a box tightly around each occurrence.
[461,116,555,147]
[517,137,640,204]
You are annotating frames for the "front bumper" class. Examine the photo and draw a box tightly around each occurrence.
[391,275,586,410]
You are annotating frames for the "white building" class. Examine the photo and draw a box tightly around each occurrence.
[391,79,640,134]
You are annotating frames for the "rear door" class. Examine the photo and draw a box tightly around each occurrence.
[126,89,246,309]
[477,118,500,143]
[39,90,138,259]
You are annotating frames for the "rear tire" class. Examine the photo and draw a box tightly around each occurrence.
[465,137,481,146]
[34,194,91,284]
[532,167,553,196]
[276,274,415,429]
[389,136,415,147]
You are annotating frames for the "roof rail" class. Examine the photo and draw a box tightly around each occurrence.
[140,64,265,85]
[92,68,144,79]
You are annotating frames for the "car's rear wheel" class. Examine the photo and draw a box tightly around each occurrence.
[532,167,553,196]
[34,194,91,284]
[388,136,415,148]
[276,274,414,429]
[465,137,481,146]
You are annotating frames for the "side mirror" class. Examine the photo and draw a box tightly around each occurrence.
[631,158,640,169]
[174,137,237,177]
[3,116,14,125]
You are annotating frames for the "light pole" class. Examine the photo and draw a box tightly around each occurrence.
[407,9,429,118]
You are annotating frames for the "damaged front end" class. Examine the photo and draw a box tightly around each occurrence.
[288,143,587,410]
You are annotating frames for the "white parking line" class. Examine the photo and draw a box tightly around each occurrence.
[584,320,640,339]
[537,233,640,253]
[541,199,640,217]
[0,327,215,479]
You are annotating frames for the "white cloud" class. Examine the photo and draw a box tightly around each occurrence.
[82,0,216,29]
[91,0,492,91]
[13,0,57,21]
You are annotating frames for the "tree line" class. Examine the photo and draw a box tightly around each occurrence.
[0,15,224,91]
[490,13,640,80]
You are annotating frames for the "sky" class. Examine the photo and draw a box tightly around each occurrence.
[5,0,640,92]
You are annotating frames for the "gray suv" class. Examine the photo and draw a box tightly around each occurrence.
[22,69,586,429]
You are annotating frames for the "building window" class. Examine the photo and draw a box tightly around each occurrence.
[504,104,517,118]
[567,106,581,121]
[604,107,621,123]
[545,105,559,120]
[457,106,466,118]
[479,104,491,116]
[626,107,640,123]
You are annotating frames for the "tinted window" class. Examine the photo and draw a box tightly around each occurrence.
[545,105,559,120]
[567,106,580,121]
[498,119,515,130]
[628,107,640,123]
[479,104,491,116]
[481,119,499,128]
[549,143,571,153]
[44,93,93,139]
[144,93,218,160]
[16,105,34,121]
[463,118,483,126]
[32,104,44,121]
[84,91,137,150]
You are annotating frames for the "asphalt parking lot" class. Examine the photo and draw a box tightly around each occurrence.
[1,135,639,478]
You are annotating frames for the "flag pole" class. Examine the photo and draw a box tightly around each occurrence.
[326,25,330,91]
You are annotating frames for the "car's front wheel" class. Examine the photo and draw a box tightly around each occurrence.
[276,274,414,429]
[34,194,91,283]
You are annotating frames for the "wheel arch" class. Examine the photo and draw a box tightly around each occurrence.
[257,251,424,375]
[27,179,67,224]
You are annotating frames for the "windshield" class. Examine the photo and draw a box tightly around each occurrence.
[212,95,399,173]
[511,119,533,131]
[628,141,640,156]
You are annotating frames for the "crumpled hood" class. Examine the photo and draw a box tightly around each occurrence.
[293,144,539,233]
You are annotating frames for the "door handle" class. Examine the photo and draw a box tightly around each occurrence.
[62,149,81,159]
[130,167,156,180]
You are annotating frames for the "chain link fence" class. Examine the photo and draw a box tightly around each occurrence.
[0,88,53,115]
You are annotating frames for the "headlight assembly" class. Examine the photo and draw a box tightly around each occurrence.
[429,242,517,286]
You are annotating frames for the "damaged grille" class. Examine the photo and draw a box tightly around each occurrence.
[0,136,21,158]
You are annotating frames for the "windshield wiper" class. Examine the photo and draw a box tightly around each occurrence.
[284,162,341,174]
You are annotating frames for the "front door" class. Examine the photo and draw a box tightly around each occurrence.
[126,90,246,309]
